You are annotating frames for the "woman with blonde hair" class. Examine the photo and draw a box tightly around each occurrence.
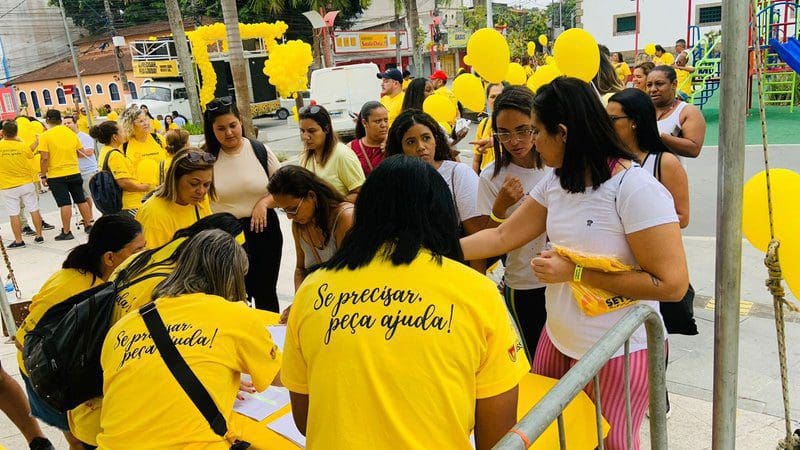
[135,148,214,248]
[97,229,282,449]
[118,106,167,187]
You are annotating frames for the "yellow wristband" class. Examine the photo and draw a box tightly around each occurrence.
[490,212,506,223]
[573,264,583,282]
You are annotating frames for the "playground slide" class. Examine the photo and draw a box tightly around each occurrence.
[770,37,800,74]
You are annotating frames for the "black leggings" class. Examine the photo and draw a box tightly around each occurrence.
[240,209,283,312]
[504,286,547,364]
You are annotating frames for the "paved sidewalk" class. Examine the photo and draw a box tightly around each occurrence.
[0,204,798,448]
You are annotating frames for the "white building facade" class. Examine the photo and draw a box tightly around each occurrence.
[578,0,723,53]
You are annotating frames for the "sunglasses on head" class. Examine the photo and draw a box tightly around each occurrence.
[206,97,233,111]
[299,105,322,115]
[186,151,216,163]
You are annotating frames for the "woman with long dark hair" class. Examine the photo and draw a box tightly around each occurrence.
[476,86,550,358]
[385,109,486,271]
[15,214,144,449]
[401,78,433,112]
[203,97,283,312]
[462,77,689,450]
[298,105,365,202]
[348,101,388,176]
[282,155,529,450]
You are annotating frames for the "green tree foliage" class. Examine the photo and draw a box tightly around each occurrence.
[463,5,548,58]
[55,0,369,41]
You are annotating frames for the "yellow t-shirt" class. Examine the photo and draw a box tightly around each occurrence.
[96,293,282,449]
[107,111,119,122]
[435,85,459,107]
[168,122,180,130]
[136,196,212,249]
[125,134,166,186]
[16,269,102,375]
[282,249,530,450]
[0,139,35,189]
[300,142,365,196]
[402,78,411,91]
[101,146,144,211]
[473,117,495,171]
[652,53,675,66]
[380,91,405,127]
[40,125,82,178]
[614,62,631,83]
[77,115,90,134]
[676,68,693,96]
[150,118,163,133]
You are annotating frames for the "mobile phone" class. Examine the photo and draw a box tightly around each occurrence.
[671,125,681,137]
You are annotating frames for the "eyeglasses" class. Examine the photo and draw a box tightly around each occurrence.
[206,96,233,111]
[609,115,631,122]
[493,128,535,143]
[186,151,216,163]
[280,196,305,217]
[299,105,322,115]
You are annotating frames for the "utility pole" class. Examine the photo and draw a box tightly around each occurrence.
[220,0,255,137]
[58,0,92,127]
[165,0,203,125]
[103,0,131,104]
[711,0,748,448]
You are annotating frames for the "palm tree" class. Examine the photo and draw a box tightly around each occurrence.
[220,0,255,136]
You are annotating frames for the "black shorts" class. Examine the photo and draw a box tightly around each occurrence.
[48,173,87,207]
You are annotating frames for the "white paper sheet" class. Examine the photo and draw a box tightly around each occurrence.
[267,325,287,351]
[268,412,306,448]
[233,386,290,422]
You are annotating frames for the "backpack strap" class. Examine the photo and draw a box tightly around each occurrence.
[654,151,664,182]
[249,138,270,177]
[139,302,238,444]
[102,149,121,172]
[194,205,200,221]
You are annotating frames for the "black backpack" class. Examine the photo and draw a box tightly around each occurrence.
[89,149,123,214]
[23,272,168,412]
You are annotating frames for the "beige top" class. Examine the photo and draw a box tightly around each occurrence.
[211,138,279,219]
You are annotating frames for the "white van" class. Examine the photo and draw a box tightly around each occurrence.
[309,63,382,137]
[137,80,191,119]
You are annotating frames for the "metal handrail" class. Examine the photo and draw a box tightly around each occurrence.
[494,304,667,450]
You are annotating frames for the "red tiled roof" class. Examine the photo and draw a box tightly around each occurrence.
[8,48,133,85]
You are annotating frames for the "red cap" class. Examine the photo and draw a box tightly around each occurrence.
[429,70,448,81]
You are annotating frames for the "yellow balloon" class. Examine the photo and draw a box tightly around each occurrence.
[645,43,656,56]
[463,54,472,66]
[538,34,548,47]
[15,116,31,130]
[783,236,800,299]
[553,28,600,82]
[527,42,536,57]
[742,169,800,252]
[423,94,457,125]
[505,63,527,86]
[452,74,486,112]
[438,122,453,136]
[466,28,510,83]
[526,64,563,92]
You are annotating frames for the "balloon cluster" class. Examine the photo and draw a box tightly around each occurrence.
[645,43,656,56]
[743,169,800,298]
[187,21,289,108]
[263,40,314,99]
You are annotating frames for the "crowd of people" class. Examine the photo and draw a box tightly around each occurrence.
[0,37,709,449]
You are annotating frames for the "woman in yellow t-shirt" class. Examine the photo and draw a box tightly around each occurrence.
[136,148,214,248]
[97,230,282,449]
[163,114,180,131]
[298,105,365,202]
[15,214,144,449]
[119,107,166,188]
[611,52,631,85]
[90,121,151,214]
[282,156,529,450]
[470,82,505,174]
[67,214,247,446]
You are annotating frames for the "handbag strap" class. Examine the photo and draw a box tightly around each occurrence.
[139,302,228,438]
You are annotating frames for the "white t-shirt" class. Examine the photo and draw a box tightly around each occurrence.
[76,131,97,173]
[437,160,481,223]
[477,162,550,290]
[211,139,279,219]
[529,166,677,359]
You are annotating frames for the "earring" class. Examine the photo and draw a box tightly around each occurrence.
[632,124,636,129]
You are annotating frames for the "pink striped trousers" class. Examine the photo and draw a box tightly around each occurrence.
[532,329,651,450]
